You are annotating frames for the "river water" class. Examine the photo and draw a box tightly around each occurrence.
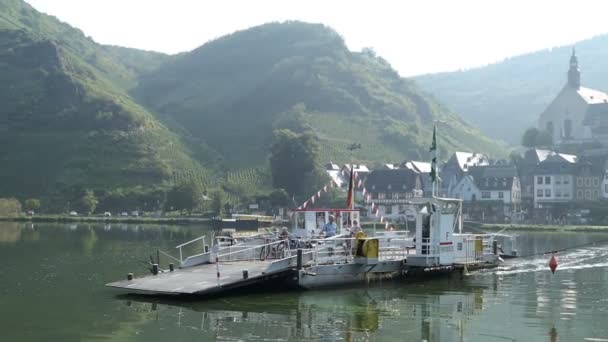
[1,222,607,341]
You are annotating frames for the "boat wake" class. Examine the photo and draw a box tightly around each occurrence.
[489,247,608,275]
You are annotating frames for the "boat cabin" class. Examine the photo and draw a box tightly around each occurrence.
[292,208,360,238]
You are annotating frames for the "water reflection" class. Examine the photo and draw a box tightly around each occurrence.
[116,280,489,341]
[1,223,608,341]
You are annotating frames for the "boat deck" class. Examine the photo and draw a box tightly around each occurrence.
[107,260,284,295]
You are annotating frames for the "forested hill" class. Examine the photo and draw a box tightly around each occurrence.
[414,34,608,144]
[0,0,202,203]
[0,0,506,205]
[136,21,506,168]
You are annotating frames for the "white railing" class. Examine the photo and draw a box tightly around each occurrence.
[175,235,207,263]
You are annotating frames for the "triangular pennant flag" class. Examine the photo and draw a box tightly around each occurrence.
[380,216,384,223]
[311,196,315,204]
[323,185,328,192]
[303,201,308,209]
[362,188,367,196]
[354,172,359,179]
[385,222,390,229]
[357,179,363,188]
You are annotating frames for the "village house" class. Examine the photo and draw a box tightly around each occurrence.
[537,49,608,146]
[533,153,577,207]
[442,152,489,196]
[450,164,521,222]
[364,169,422,222]
[574,159,603,201]
[402,160,433,196]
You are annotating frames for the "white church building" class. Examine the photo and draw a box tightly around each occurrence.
[538,49,608,146]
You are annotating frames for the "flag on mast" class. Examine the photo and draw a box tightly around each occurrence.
[345,165,355,209]
[429,125,438,192]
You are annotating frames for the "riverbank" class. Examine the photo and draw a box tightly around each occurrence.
[0,214,212,225]
[475,223,608,233]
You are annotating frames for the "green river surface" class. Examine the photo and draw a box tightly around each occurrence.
[1,222,607,341]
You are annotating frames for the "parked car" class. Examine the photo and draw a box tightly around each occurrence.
[69,211,78,216]
[103,212,112,217]
[120,212,129,217]
[26,210,35,216]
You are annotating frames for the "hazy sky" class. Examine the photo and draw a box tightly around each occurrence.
[25,0,608,76]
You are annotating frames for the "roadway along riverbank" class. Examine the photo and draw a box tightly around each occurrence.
[0,215,212,225]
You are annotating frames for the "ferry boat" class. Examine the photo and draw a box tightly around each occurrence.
[107,196,508,296]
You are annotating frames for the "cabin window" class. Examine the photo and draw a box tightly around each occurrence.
[555,189,561,197]
[372,193,378,199]
[545,176,551,184]
[564,177,570,185]
[386,192,393,199]
[385,205,393,214]
[594,190,599,198]
[577,178,583,187]
[585,178,591,187]
[593,178,599,187]
[378,193,386,199]
[457,242,463,251]
[398,205,406,214]
[564,192,570,198]
[537,189,543,197]
[398,192,407,199]
[481,191,491,199]
[577,190,583,198]
[585,190,591,199]
[555,177,561,185]
[545,189,551,197]
[537,176,543,185]
[498,192,504,199]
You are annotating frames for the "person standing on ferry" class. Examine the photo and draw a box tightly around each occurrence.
[323,215,337,238]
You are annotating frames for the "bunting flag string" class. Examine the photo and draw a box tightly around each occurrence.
[291,169,392,230]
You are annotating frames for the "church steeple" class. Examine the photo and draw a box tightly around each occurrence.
[568,47,580,89]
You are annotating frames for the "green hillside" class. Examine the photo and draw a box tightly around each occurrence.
[414,34,608,144]
[137,21,507,168]
[0,0,203,201]
[0,0,507,209]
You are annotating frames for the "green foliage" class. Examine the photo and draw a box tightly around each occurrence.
[414,35,608,144]
[269,129,325,196]
[24,199,41,212]
[522,127,553,148]
[0,198,21,216]
[78,190,98,215]
[268,188,290,207]
[210,189,225,216]
[165,181,204,213]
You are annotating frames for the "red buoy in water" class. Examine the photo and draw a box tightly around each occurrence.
[548,254,558,274]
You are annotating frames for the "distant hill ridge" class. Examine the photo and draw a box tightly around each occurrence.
[414,34,608,144]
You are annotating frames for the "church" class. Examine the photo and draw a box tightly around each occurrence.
[537,50,608,146]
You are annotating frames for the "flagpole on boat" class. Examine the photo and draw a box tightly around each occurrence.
[347,143,361,210]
